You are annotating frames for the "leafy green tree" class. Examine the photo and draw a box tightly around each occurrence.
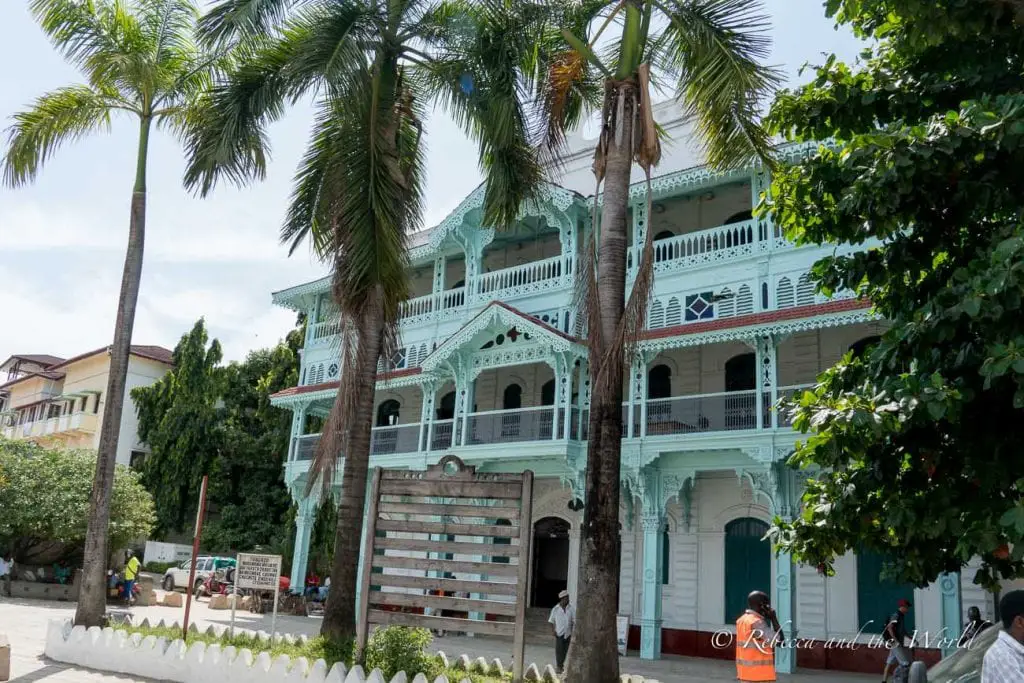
[134,320,224,534]
[185,0,549,644]
[766,0,1024,590]
[537,2,779,676]
[133,318,300,552]
[0,439,155,563]
[1,0,232,627]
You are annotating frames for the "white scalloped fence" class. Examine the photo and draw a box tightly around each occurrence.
[43,619,603,683]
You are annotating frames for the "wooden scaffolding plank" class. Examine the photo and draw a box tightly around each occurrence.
[368,573,517,596]
[512,470,534,682]
[376,519,521,538]
[367,610,515,637]
[367,590,518,616]
[355,467,384,658]
[379,478,523,500]
[371,555,519,577]
[374,536,520,559]
[377,501,521,520]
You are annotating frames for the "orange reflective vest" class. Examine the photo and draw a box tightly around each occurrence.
[736,611,776,682]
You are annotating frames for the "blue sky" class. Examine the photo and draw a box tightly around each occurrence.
[0,1,863,362]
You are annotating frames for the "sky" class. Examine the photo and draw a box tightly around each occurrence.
[0,1,864,364]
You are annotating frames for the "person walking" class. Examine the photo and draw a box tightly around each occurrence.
[549,590,575,674]
[735,591,782,682]
[982,590,1024,681]
[882,598,913,683]
[123,551,141,606]
[960,606,993,648]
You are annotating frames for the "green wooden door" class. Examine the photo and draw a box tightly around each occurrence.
[857,550,916,634]
[724,518,771,623]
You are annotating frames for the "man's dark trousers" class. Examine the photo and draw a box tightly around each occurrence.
[555,635,571,672]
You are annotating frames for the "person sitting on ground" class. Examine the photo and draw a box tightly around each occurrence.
[317,576,330,602]
[305,570,320,598]
[53,560,72,585]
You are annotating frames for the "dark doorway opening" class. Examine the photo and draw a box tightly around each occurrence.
[531,517,570,607]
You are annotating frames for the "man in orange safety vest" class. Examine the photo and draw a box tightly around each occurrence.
[736,590,783,682]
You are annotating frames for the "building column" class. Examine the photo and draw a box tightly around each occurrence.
[752,169,771,246]
[557,215,578,286]
[455,364,475,447]
[418,380,436,452]
[464,233,484,304]
[568,526,580,600]
[552,354,573,440]
[628,199,649,280]
[627,353,647,439]
[754,335,778,429]
[289,495,317,590]
[431,255,446,312]
[639,512,665,660]
[287,404,307,462]
[774,550,797,673]
[939,572,963,657]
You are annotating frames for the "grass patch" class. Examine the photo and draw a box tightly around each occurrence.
[111,624,511,682]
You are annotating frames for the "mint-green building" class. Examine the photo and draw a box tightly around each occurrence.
[269,104,984,674]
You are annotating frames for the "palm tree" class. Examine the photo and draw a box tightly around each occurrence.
[534,1,780,679]
[185,0,548,644]
[3,0,230,627]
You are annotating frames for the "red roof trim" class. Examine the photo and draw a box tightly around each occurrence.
[489,300,580,342]
[640,298,872,341]
[270,367,423,400]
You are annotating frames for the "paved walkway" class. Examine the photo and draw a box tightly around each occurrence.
[0,593,876,682]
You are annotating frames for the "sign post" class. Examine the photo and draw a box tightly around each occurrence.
[235,552,283,636]
[181,475,208,641]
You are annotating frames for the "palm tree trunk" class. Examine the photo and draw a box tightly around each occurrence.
[566,84,635,683]
[74,116,151,627]
[321,287,385,643]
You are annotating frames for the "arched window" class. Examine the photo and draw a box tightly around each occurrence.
[724,518,770,622]
[541,379,556,406]
[437,391,456,420]
[850,336,882,360]
[376,399,400,427]
[648,364,672,399]
[503,384,523,410]
[725,353,755,392]
[654,230,675,241]
[857,550,916,634]
[724,209,753,225]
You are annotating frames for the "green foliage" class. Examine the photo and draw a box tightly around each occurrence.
[765,0,1024,589]
[111,623,507,681]
[143,561,176,574]
[364,627,438,680]
[132,317,300,548]
[0,440,155,559]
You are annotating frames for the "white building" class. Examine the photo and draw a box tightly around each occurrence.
[268,103,993,675]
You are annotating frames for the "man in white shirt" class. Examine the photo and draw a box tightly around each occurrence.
[982,590,1024,682]
[0,552,12,597]
[548,590,575,674]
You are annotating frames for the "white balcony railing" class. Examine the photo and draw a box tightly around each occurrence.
[652,219,762,271]
[441,287,466,310]
[293,424,423,462]
[462,406,556,444]
[644,390,758,435]
[429,419,455,450]
[477,256,568,297]
[399,293,434,320]
[308,319,341,346]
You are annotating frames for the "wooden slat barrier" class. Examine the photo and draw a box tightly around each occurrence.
[377,501,522,520]
[356,455,533,683]
[367,610,516,637]
[367,590,518,616]
[373,536,520,559]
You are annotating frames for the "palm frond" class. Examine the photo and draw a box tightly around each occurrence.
[419,0,548,228]
[29,0,119,74]
[651,0,782,168]
[528,0,606,171]
[3,85,114,187]
[199,0,302,46]
[139,0,200,65]
[183,2,367,195]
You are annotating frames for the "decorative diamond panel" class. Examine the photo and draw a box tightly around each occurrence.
[684,292,715,321]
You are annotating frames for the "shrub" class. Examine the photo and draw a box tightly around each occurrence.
[143,561,175,574]
[363,626,440,680]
